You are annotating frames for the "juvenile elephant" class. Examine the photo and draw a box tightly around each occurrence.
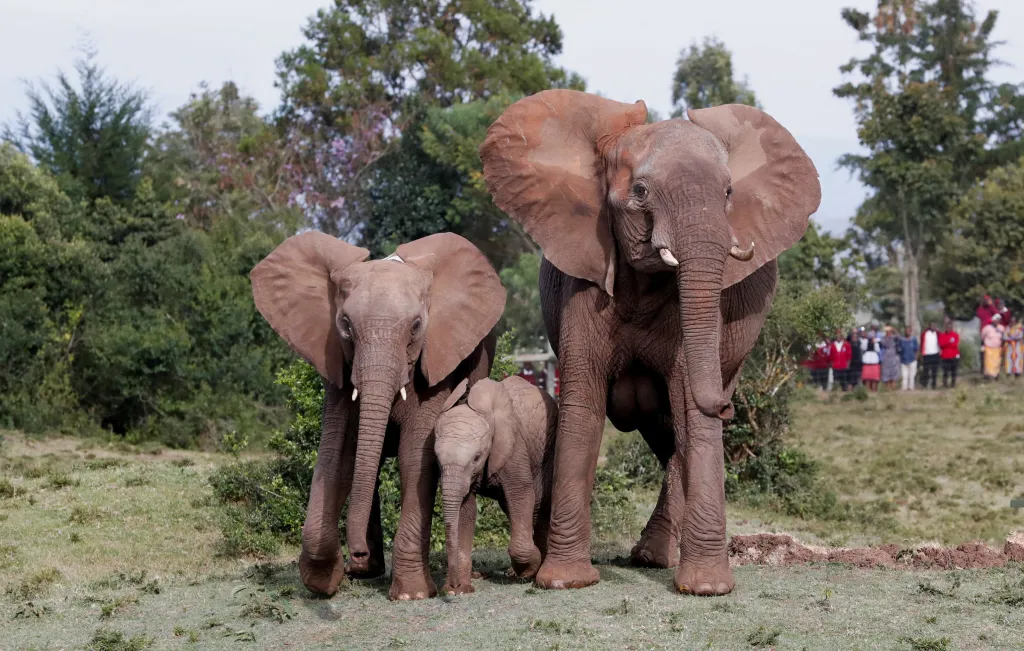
[479,90,820,595]
[251,232,505,600]
[433,376,558,595]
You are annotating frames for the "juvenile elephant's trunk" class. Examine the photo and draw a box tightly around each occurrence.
[346,348,401,573]
[441,468,470,588]
[675,237,732,420]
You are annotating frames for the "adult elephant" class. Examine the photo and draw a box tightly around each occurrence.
[479,90,820,595]
[251,232,505,600]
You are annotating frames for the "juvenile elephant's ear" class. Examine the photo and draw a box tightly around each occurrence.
[688,104,821,288]
[440,379,469,413]
[251,232,369,386]
[479,89,648,296]
[467,379,515,476]
[397,233,506,386]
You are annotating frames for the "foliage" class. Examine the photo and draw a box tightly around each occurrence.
[0,71,292,444]
[4,49,151,205]
[144,81,303,235]
[275,0,582,238]
[490,330,519,381]
[934,157,1024,318]
[499,252,546,351]
[835,0,1024,331]
[604,432,662,491]
[670,36,758,117]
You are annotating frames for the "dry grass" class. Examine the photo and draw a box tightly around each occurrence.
[788,380,1024,545]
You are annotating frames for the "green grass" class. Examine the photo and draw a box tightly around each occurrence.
[2,381,1023,650]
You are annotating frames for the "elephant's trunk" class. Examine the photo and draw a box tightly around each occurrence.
[441,467,470,589]
[675,235,733,420]
[345,348,401,572]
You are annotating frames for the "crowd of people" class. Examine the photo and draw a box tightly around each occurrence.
[804,321,961,392]
[805,295,1023,392]
[975,295,1023,380]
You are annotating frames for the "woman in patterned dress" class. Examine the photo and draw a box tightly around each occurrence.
[1003,316,1023,378]
[880,325,901,390]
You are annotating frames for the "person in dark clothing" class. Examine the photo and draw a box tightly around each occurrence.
[848,329,863,388]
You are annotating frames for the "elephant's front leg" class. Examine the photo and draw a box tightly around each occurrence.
[389,425,440,601]
[535,358,607,590]
[299,383,355,596]
[505,485,542,578]
[631,419,684,568]
[669,385,733,596]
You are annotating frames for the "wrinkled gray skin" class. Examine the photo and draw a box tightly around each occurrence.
[479,92,819,596]
[433,377,558,595]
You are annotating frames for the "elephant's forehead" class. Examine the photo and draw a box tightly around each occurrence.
[621,119,727,175]
[342,261,429,309]
[436,406,487,437]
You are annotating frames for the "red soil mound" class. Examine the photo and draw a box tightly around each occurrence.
[728,532,1024,570]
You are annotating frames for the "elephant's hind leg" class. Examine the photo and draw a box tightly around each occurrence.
[630,423,684,569]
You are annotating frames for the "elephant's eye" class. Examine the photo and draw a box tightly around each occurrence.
[411,317,422,335]
[339,316,352,339]
[473,453,481,463]
[726,185,733,198]
[632,182,648,201]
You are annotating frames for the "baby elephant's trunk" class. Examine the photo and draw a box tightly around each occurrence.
[441,468,471,591]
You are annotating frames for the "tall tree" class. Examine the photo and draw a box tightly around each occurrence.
[145,81,302,235]
[670,36,758,116]
[934,156,1024,318]
[275,0,582,237]
[834,0,1021,333]
[4,49,151,204]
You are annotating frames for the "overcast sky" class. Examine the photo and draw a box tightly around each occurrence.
[2,0,1023,233]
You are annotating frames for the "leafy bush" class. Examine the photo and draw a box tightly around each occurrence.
[604,432,662,490]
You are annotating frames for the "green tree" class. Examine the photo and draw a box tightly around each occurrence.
[4,49,151,204]
[145,82,303,235]
[778,221,857,287]
[275,0,582,238]
[835,0,1024,333]
[670,36,758,116]
[934,157,1024,318]
[499,252,545,351]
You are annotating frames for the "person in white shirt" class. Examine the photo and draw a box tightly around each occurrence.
[920,322,941,389]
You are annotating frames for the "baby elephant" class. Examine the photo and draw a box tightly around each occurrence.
[433,376,558,595]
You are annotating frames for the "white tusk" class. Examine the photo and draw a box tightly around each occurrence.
[659,248,679,267]
[730,241,755,262]
[352,388,358,401]
[400,387,407,401]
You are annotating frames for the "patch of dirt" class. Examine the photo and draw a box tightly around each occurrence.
[728,532,1024,570]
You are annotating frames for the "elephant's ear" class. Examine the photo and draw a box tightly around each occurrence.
[397,233,506,386]
[479,89,648,296]
[440,379,469,413]
[467,379,515,476]
[688,104,821,289]
[251,232,369,386]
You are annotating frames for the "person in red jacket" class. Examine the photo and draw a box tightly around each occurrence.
[830,328,853,391]
[938,319,960,388]
[802,333,831,391]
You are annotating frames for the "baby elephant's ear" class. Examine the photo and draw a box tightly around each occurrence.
[440,379,469,413]
[398,233,506,386]
[467,379,515,475]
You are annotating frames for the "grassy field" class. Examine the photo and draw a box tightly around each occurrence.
[2,382,1023,650]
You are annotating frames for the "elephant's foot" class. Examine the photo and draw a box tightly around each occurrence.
[299,551,346,596]
[674,556,734,596]
[344,549,385,579]
[630,531,679,568]
[509,546,542,579]
[442,581,475,596]
[534,559,600,590]
[388,572,438,601]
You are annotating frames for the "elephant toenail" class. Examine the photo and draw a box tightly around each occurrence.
[397,594,411,601]
[678,584,691,593]
[716,583,730,594]
[697,583,713,594]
